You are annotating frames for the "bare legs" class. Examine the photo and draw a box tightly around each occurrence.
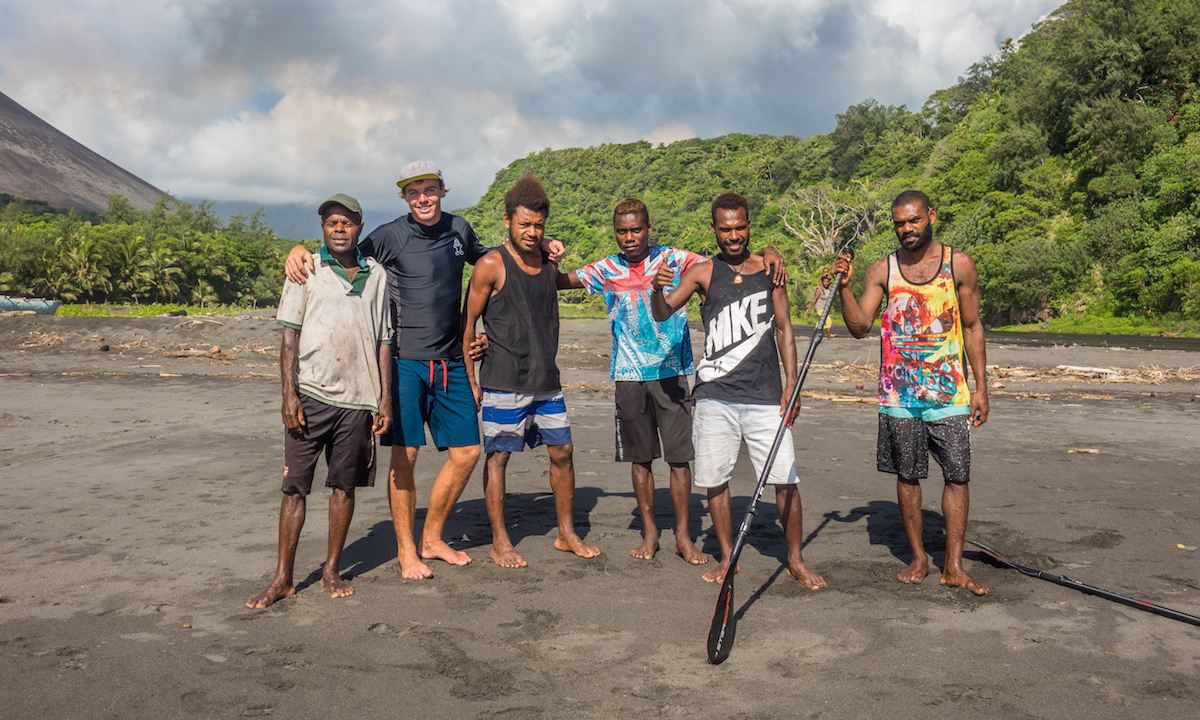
[895,479,930,584]
[630,461,707,564]
[895,478,990,595]
[701,484,735,584]
[485,443,601,568]
[700,483,824,589]
[321,489,356,597]
[388,444,479,579]
[547,444,601,559]
[247,488,356,609]
[776,485,825,589]
[484,450,525,568]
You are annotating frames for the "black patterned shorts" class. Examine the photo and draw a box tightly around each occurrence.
[876,413,970,484]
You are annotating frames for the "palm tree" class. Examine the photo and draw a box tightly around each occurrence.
[36,230,111,302]
[112,235,152,302]
[145,246,183,302]
[191,279,219,308]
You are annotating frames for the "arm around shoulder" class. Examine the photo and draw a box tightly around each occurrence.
[284,245,316,284]
[557,269,585,290]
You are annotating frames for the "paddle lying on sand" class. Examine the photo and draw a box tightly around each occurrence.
[706,249,853,665]
[967,539,1200,627]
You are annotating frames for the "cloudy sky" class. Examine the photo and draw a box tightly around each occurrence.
[0,0,1059,213]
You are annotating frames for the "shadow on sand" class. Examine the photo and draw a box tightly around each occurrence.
[728,500,951,623]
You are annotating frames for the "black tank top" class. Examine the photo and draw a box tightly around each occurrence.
[479,246,561,393]
[692,258,782,405]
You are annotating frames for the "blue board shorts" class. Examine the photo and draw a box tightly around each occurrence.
[386,358,481,450]
[480,389,572,453]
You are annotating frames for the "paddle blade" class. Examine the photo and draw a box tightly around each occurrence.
[706,575,737,664]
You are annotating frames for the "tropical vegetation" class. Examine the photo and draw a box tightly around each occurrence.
[462,0,1200,328]
[3,0,1197,333]
[1,192,289,307]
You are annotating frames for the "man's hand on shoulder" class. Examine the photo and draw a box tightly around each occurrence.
[760,246,788,287]
[284,245,315,284]
[542,236,565,263]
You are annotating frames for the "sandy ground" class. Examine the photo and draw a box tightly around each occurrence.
[1,313,1198,719]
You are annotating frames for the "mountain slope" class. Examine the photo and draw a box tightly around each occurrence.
[0,91,165,213]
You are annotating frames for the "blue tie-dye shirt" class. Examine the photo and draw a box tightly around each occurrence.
[576,246,706,381]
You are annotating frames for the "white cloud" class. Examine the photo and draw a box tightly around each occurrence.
[0,0,1060,213]
[647,123,698,147]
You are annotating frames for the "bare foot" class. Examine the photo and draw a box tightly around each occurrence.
[630,535,659,560]
[319,571,354,599]
[786,562,827,590]
[702,562,738,584]
[675,541,709,565]
[246,580,295,609]
[554,534,601,559]
[897,558,930,584]
[397,549,434,579]
[421,539,472,567]
[941,568,991,595]
[490,544,528,568]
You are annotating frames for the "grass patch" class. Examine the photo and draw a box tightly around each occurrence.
[996,313,1200,338]
[57,303,269,317]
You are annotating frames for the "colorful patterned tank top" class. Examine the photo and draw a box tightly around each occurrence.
[879,245,970,410]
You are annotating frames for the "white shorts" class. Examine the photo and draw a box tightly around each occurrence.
[692,398,799,489]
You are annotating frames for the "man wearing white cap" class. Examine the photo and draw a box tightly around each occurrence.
[286,162,563,579]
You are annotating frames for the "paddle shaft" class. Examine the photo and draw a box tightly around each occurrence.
[967,539,1200,627]
[724,269,843,570]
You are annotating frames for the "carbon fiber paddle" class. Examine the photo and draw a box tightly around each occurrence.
[968,539,1200,627]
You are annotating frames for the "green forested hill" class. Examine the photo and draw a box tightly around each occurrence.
[3,0,1197,327]
[462,0,1200,327]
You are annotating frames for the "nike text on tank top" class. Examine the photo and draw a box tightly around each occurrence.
[693,259,783,405]
[879,244,971,409]
[479,246,561,393]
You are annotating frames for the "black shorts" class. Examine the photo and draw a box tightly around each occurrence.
[876,413,971,485]
[614,377,694,464]
[282,394,377,495]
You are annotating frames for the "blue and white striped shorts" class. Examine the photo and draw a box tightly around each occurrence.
[481,389,572,453]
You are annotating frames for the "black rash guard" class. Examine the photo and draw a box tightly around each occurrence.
[358,212,490,361]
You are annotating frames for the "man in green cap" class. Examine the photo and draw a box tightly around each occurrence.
[284,163,563,579]
[248,194,393,608]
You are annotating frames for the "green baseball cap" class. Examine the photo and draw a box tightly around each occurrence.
[318,193,362,218]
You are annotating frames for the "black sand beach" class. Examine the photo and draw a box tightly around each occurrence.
[1,314,1198,718]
